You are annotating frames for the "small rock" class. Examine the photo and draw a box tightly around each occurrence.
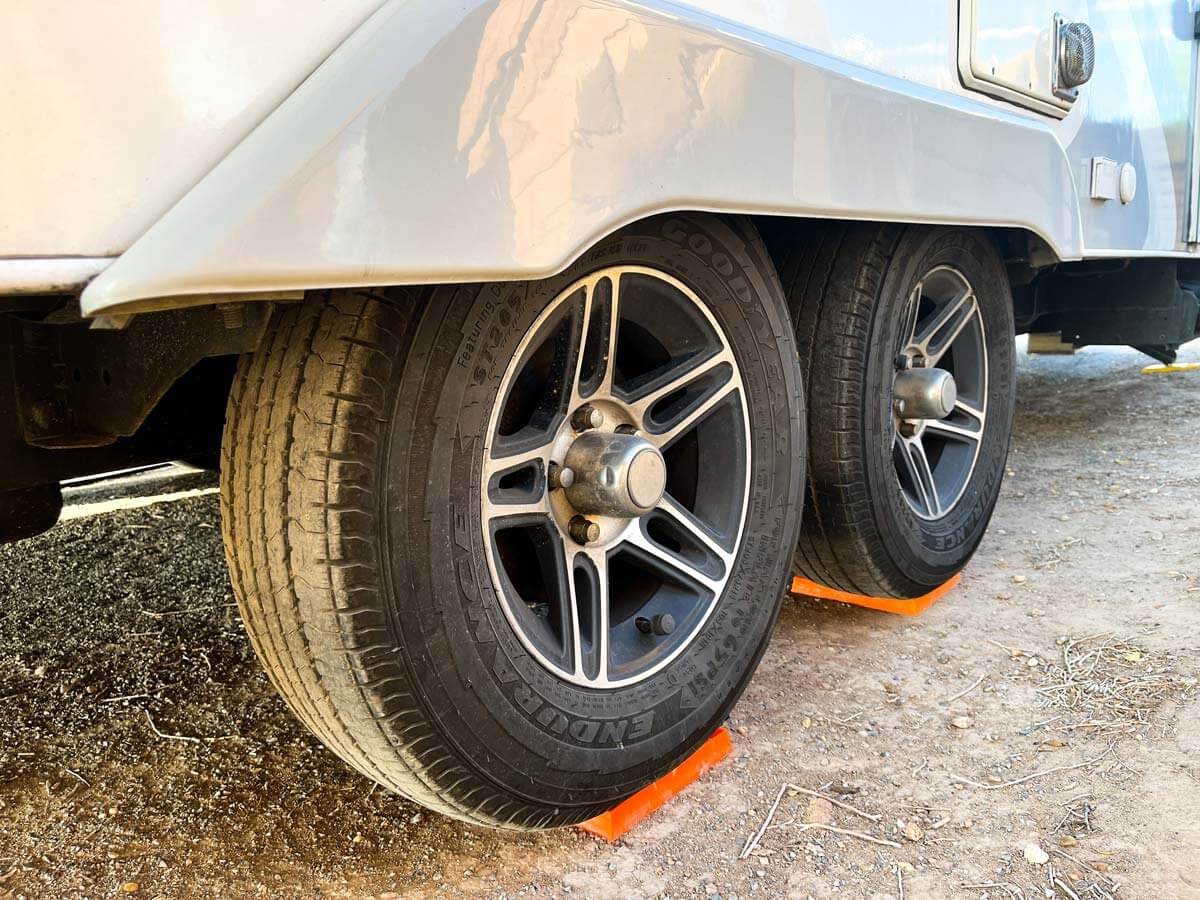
[1058,835,1079,848]
[804,797,834,826]
[801,717,812,729]
[1093,862,1110,873]
[898,862,915,874]
[951,716,973,730]
[735,725,749,736]
[1026,657,1041,668]
[1012,574,1027,584]
[1024,843,1049,865]
[120,884,140,895]
[904,821,925,842]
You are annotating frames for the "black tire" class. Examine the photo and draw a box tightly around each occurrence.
[220,213,805,829]
[772,223,1015,599]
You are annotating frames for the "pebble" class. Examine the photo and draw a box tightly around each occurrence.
[1023,843,1049,865]
[120,884,140,895]
[903,821,925,842]
[1011,574,1027,584]
[1058,835,1079,848]
[951,716,973,729]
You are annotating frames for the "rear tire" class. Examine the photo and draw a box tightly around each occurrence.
[220,214,804,828]
[773,223,1015,599]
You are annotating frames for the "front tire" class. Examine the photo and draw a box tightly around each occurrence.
[774,223,1015,599]
[220,214,804,828]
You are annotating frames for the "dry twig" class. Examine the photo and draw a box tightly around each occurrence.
[947,746,1112,790]
[783,786,880,822]
[783,823,900,849]
[939,674,984,705]
[142,710,201,744]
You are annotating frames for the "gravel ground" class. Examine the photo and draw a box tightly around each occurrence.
[2,342,1199,899]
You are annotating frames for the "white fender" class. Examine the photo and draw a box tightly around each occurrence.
[81,0,1084,315]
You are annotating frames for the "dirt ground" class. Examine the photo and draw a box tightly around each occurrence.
[2,340,1199,900]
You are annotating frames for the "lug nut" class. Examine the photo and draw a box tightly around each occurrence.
[548,463,575,490]
[898,420,919,439]
[912,355,929,368]
[568,515,600,545]
[636,613,676,636]
[571,405,604,431]
[893,398,907,417]
[894,353,912,371]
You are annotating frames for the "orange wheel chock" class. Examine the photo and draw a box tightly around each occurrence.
[578,726,733,841]
[789,572,961,617]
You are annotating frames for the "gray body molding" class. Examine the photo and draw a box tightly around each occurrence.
[80,0,1084,315]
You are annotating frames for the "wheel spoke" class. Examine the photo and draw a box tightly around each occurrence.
[657,494,736,567]
[481,438,553,523]
[569,275,620,405]
[897,435,941,518]
[481,441,553,482]
[626,348,734,422]
[566,547,609,684]
[484,498,549,522]
[924,417,982,444]
[955,398,986,426]
[915,288,977,364]
[621,516,724,595]
[901,281,923,348]
[642,372,740,450]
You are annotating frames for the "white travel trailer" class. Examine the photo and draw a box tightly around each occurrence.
[3,0,1197,828]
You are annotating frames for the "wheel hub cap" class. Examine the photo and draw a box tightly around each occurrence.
[564,432,667,518]
[894,367,957,420]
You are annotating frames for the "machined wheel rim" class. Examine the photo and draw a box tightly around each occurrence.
[481,266,751,689]
[892,265,988,521]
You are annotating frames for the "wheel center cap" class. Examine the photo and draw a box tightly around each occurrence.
[894,367,957,420]
[563,432,667,518]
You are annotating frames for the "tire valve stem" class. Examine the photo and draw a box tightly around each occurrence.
[636,613,676,636]
[568,515,600,545]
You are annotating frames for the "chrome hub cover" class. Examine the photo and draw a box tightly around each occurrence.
[563,432,667,519]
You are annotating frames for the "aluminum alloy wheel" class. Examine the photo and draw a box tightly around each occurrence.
[892,265,988,520]
[481,266,751,689]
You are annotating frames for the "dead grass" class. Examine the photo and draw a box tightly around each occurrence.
[1037,633,1198,736]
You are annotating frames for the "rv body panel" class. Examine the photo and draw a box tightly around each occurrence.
[0,0,1193,311]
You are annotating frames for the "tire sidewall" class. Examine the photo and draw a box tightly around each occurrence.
[381,215,803,812]
[864,228,1015,587]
